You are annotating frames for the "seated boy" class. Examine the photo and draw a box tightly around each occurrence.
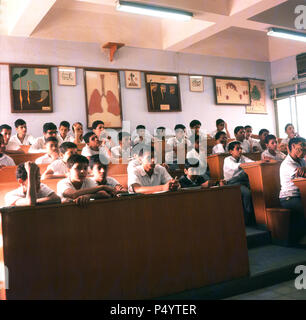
[69,122,84,144]
[57,154,113,206]
[210,119,231,139]
[229,126,250,153]
[29,122,58,153]
[0,124,23,153]
[261,134,286,161]
[223,141,255,225]
[252,129,269,152]
[132,125,152,146]
[0,133,15,167]
[111,132,132,163]
[89,154,127,193]
[81,132,111,159]
[5,161,60,206]
[179,158,215,188]
[128,147,180,194]
[57,121,71,144]
[212,131,227,154]
[10,119,35,147]
[35,137,59,164]
[41,142,78,179]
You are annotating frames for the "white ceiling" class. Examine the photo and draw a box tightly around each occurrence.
[1,0,306,62]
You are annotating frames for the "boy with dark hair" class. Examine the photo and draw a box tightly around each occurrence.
[5,161,60,206]
[279,123,300,152]
[154,126,166,142]
[132,125,152,146]
[261,134,286,161]
[35,137,59,164]
[188,119,210,140]
[41,142,78,179]
[230,126,250,153]
[29,122,58,153]
[69,122,84,144]
[223,141,255,225]
[212,131,227,154]
[0,124,24,153]
[111,132,131,162]
[210,119,231,139]
[0,133,15,167]
[58,121,71,144]
[81,132,110,160]
[57,154,112,206]
[252,129,269,152]
[10,119,35,147]
[89,154,127,193]
[279,137,306,245]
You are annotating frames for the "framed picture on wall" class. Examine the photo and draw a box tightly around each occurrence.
[10,65,53,113]
[58,66,76,86]
[189,76,204,92]
[145,72,181,112]
[84,69,123,128]
[246,79,267,114]
[125,71,141,88]
[214,77,250,105]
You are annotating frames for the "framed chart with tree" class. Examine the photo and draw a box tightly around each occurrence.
[84,69,123,128]
[10,65,53,113]
[214,77,250,105]
[246,79,267,114]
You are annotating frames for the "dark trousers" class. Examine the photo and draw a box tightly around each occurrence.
[280,197,306,244]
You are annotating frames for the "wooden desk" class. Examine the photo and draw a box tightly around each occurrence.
[0,164,49,183]
[240,161,281,225]
[10,153,45,165]
[0,186,249,300]
[293,178,306,218]
[207,153,262,180]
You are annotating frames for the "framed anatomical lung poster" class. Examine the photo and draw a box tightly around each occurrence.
[84,69,122,128]
[214,77,250,105]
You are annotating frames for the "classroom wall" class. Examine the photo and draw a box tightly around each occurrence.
[0,35,275,137]
[270,55,298,84]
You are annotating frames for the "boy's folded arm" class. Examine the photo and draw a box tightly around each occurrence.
[62,185,105,199]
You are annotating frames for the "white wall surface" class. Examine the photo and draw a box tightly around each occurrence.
[0,35,275,137]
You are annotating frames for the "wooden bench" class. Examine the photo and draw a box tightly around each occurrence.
[0,164,49,183]
[0,185,249,300]
[9,153,45,165]
[293,178,306,219]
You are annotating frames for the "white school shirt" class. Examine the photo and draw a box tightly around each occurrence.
[35,153,57,165]
[165,137,192,163]
[251,140,265,152]
[132,134,153,146]
[5,183,54,206]
[128,164,172,192]
[69,136,85,144]
[223,155,254,181]
[226,140,250,153]
[90,176,120,188]
[212,143,226,154]
[261,149,286,161]
[57,134,72,145]
[111,145,132,160]
[81,145,110,159]
[9,133,36,146]
[57,177,97,199]
[29,136,47,153]
[0,154,15,166]
[46,159,68,175]
[6,140,21,151]
[279,155,306,199]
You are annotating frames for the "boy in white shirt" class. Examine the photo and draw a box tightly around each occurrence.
[81,132,111,160]
[228,126,250,153]
[69,122,84,144]
[29,122,58,153]
[35,137,59,165]
[279,123,300,153]
[252,129,269,153]
[111,132,132,163]
[10,119,35,147]
[5,161,60,206]
[57,154,112,206]
[279,137,306,245]
[223,141,255,225]
[212,131,227,154]
[188,119,209,140]
[132,125,152,146]
[57,121,71,145]
[92,120,114,149]
[0,134,15,167]
[0,124,23,153]
[41,142,78,179]
[210,119,231,139]
[261,135,286,161]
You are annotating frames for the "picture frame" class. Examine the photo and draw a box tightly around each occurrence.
[145,72,181,112]
[214,77,250,105]
[84,69,123,128]
[10,64,53,113]
[246,79,267,114]
[189,76,204,92]
[58,66,76,86]
[125,70,141,88]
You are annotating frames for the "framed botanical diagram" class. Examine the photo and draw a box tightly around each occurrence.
[145,73,181,112]
[58,66,76,86]
[246,79,267,114]
[125,71,141,88]
[10,65,53,113]
[214,77,250,105]
[189,76,204,92]
[84,69,122,128]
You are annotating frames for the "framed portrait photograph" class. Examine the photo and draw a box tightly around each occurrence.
[246,79,267,114]
[214,77,250,105]
[189,76,204,92]
[125,71,141,88]
[145,73,181,112]
[10,65,53,113]
[58,66,76,86]
[84,69,122,128]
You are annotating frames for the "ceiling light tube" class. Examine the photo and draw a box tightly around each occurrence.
[116,0,193,21]
[267,27,306,43]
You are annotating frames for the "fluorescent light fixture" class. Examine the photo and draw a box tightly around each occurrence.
[116,0,193,21]
[267,27,306,43]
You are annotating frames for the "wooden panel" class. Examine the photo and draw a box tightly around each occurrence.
[10,153,45,165]
[19,145,30,153]
[293,178,306,219]
[1,186,249,300]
